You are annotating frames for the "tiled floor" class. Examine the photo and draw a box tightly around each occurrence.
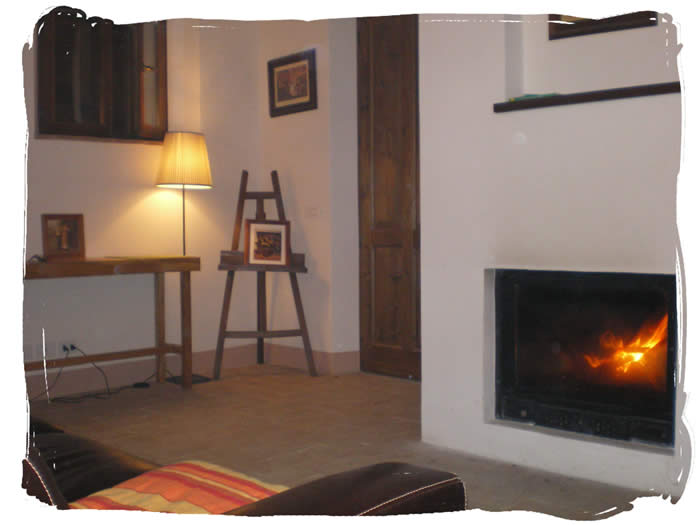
[28,365,657,519]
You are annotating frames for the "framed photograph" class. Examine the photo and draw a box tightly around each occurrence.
[244,220,291,266]
[267,49,317,117]
[41,214,85,261]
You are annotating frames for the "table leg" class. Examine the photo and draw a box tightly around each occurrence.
[154,272,166,382]
[180,271,193,389]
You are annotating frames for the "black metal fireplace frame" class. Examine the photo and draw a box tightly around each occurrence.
[494,269,677,446]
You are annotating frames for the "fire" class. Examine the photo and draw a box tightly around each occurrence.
[583,314,668,376]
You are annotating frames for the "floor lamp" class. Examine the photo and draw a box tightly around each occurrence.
[156,132,213,385]
[156,131,213,256]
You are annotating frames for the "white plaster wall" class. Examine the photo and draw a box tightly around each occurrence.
[503,15,524,99]
[419,14,683,496]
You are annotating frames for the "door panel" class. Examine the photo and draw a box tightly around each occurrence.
[358,15,420,379]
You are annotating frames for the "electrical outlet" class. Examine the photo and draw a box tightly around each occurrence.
[60,342,78,354]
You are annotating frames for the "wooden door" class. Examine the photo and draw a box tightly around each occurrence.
[358,15,420,380]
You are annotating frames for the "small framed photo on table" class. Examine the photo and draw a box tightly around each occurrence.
[267,49,317,117]
[245,220,291,266]
[41,214,85,261]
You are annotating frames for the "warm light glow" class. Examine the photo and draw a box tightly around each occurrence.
[583,314,668,388]
[156,131,213,189]
[156,184,211,190]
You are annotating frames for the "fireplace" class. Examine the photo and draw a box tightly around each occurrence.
[494,269,676,446]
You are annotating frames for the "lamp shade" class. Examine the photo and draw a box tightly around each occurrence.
[156,131,213,189]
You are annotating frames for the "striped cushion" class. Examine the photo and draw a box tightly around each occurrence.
[69,461,288,514]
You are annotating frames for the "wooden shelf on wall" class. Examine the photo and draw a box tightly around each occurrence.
[548,11,658,40]
[493,81,680,113]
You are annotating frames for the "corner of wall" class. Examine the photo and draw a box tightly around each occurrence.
[328,17,359,354]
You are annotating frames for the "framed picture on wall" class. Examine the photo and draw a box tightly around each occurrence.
[41,214,86,261]
[267,49,317,117]
[244,219,291,266]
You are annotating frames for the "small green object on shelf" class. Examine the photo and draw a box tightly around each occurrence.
[508,93,560,102]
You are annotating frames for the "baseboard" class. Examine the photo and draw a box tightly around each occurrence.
[25,354,183,401]
[193,343,360,376]
[25,345,360,400]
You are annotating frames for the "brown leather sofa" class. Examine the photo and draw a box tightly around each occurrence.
[23,418,466,515]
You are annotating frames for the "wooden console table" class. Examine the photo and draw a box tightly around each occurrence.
[24,256,200,389]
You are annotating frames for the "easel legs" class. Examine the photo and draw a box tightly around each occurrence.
[213,169,317,379]
[257,272,266,364]
[213,270,235,380]
[290,273,318,376]
[212,270,318,379]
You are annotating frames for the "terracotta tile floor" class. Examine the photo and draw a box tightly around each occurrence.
[28,364,657,519]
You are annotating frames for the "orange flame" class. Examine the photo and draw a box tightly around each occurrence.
[583,314,668,375]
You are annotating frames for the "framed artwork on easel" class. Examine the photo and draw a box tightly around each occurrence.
[244,219,291,266]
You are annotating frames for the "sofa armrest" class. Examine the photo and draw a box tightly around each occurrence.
[225,462,466,516]
[29,417,65,435]
[27,432,160,503]
[22,447,70,509]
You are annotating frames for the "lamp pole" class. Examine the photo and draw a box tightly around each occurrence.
[182,185,186,256]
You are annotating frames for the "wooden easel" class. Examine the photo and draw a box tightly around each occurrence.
[213,170,318,379]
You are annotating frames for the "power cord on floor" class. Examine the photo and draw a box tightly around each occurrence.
[28,353,69,403]
[28,344,164,403]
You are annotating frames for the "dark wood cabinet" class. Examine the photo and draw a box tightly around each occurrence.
[35,6,167,141]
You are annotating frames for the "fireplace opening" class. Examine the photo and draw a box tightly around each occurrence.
[494,269,676,446]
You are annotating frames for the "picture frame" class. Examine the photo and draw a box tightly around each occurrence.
[41,214,86,261]
[244,219,291,266]
[267,49,317,117]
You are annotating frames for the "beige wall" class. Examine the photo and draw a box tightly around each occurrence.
[22,20,219,372]
[23,16,359,388]
[419,14,685,496]
[198,19,265,350]
[328,18,360,354]
[256,19,334,353]
[22,37,177,368]
[250,18,359,357]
